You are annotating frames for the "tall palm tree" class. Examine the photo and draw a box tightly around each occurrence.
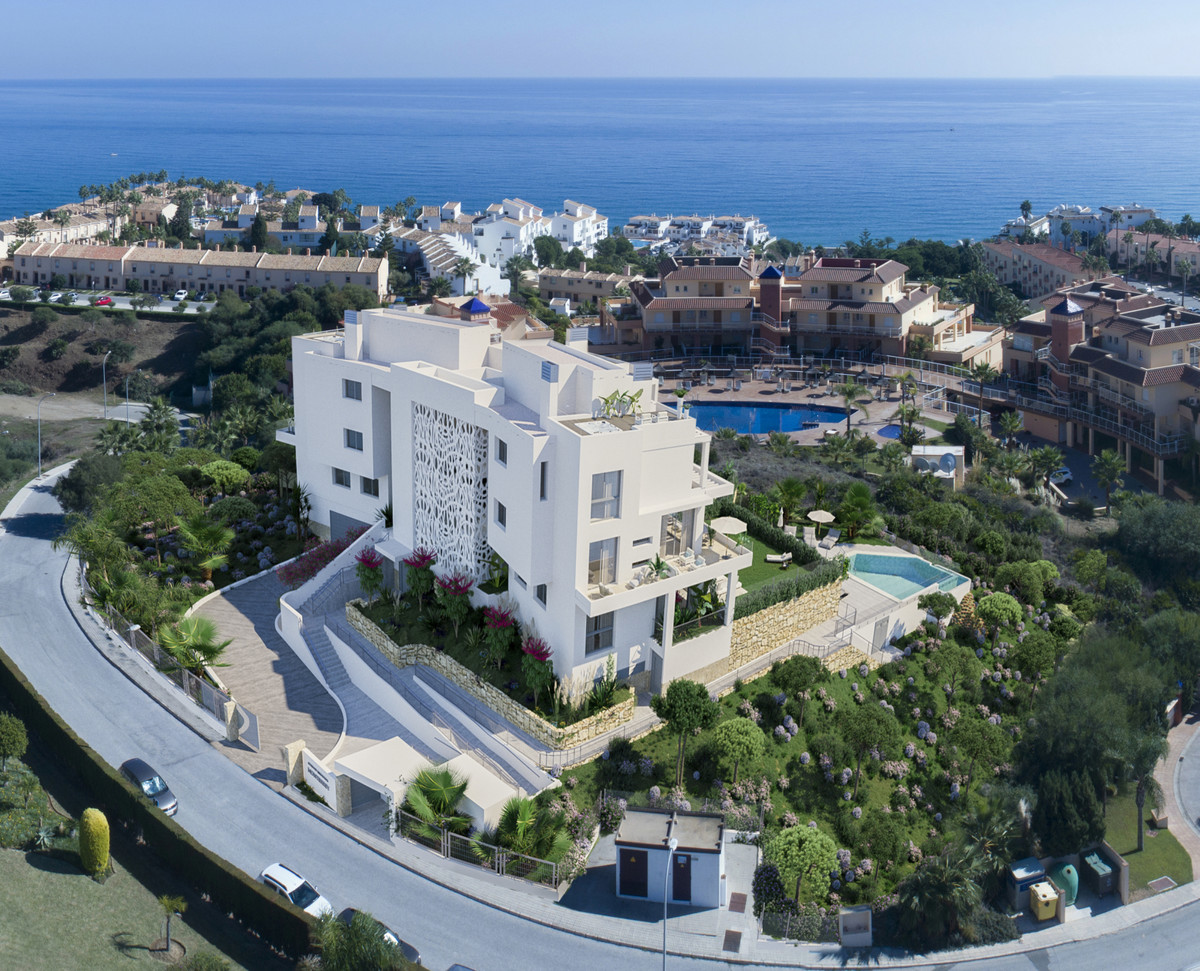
[897,844,984,947]
[159,616,232,676]
[139,397,179,453]
[95,420,140,456]
[771,477,806,524]
[969,362,997,433]
[1020,199,1033,223]
[1177,258,1193,312]
[1122,734,1168,854]
[453,256,478,294]
[893,402,921,438]
[52,208,73,242]
[225,403,261,446]
[998,410,1023,449]
[1030,445,1064,491]
[1091,449,1125,513]
[1122,230,1137,281]
[175,513,234,582]
[989,450,1029,493]
[836,381,870,436]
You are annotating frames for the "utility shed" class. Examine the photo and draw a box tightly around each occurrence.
[614,809,726,908]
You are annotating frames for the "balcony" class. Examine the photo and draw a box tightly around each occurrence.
[691,464,735,498]
[791,320,903,339]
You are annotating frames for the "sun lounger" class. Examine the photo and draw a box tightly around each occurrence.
[819,528,841,550]
[765,552,793,568]
[803,526,816,547]
[784,525,797,537]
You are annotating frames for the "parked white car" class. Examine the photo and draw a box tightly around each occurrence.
[173,289,189,301]
[258,863,333,918]
[1049,467,1073,486]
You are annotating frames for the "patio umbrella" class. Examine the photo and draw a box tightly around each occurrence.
[710,515,749,554]
[807,508,836,538]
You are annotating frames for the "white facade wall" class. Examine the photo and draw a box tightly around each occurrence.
[615,844,724,907]
[287,309,745,686]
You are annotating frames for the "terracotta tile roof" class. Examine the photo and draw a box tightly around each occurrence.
[257,254,323,270]
[134,248,208,265]
[983,241,1087,273]
[661,264,753,281]
[47,243,134,261]
[637,297,754,311]
[318,255,385,273]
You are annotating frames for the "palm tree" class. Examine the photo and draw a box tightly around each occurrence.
[821,433,852,470]
[771,477,806,524]
[453,256,478,294]
[879,441,907,473]
[95,420,140,456]
[1030,444,1064,491]
[1091,448,1125,513]
[1177,258,1193,311]
[836,380,870,436]
[401,767,471,836]
[429,276,452,298]
[312,911,403,971]
[1122,230,1137,281]
[837,481,879,538]
[139,397,179,453]
[989,450,1028,493]
[1020,199,1033,223]
[175,513,234,582]
[998,410,1023,449]
[488,796,572,861]
[969,361,997,433]
[766,431,794,457]
[1121,734,1168,853]
[159,615,232,676]
[962,802,1019,902]
[157,895,186,954]
[896,844,984,947]
[225,403,261,446]
[892,402,921,438]
[52,208,73,242]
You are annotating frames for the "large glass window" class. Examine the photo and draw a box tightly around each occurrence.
[344,428,364,451]
[586,612,614,655]
[588,538,617,586]
[591,470,622,521]
[343,379,362,400]
[333,468,350,488]
[360,477,379,497]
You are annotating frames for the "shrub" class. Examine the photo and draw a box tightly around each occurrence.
[201,459,251,494]
[79,807,110,875]
[209,495,257,525]
[276,528,365,589]
[0,347,20,369]
[733,558,846,620]
[229,446,261,472]
[0,712,28,769]
[713,497,819,567]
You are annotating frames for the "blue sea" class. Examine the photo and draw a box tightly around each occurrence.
[2,77,1197,244]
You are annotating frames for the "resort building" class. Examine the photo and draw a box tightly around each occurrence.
[1100,204,1158,236]
[0,207,128,248]
[1044,205,1105,249]
[547,200,609,255]
[999,281,1200,494]
[283,304,749,690]
[1106,231,1200,284]
[10,241,388,299]
[980,241,1102,299]
[622,214,672,241]
[538,264,641,306]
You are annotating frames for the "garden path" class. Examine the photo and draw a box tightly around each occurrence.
[1161,702,1200,871]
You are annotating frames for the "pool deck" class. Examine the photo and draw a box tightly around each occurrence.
[679,377,927,445]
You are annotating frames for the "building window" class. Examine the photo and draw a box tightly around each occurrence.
[514,573,527,589]
[536,583,547,606]
[588,538,617,586]
[333,468,351,488]
[591,470,622,520]
[361,476,379,497]
[496,438,508,465]
[343,378,362,400]
[539,461,548,500]
[496,501,507,529]
[585,612,614,655]
[344,429,364,451]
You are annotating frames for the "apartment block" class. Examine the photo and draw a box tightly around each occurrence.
[283,305,747,690]
[981,241,1102,299]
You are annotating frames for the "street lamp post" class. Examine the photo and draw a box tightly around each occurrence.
[663,836,678,971]
[37,392,56,477]
[125,368,141,423]
[101,349,112,420]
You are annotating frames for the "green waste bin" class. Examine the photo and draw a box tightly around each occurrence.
[1048,862,1078,906]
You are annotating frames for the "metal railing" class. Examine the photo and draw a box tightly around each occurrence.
[761,907,840,944]
[392,808,561,887]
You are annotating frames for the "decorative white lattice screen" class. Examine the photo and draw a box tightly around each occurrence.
[411,402,490,582]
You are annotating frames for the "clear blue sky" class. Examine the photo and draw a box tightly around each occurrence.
[6,0,1199,79]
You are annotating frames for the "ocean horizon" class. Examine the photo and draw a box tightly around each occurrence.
[3,76,1196,246]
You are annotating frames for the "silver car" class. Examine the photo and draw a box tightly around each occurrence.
[119,757,179,816]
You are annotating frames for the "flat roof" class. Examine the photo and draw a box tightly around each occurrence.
[615,808,723,853]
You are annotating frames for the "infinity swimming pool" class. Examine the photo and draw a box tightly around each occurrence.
[688,401,850,434]
[849,552,966,600]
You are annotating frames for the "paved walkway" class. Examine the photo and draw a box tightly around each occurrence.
[194,573,343,784]
[1164,702,1200,871]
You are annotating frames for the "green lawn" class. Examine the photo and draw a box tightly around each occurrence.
[1105,793,1193,897]
[735,536,791,592]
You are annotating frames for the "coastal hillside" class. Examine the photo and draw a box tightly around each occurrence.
[0,304,201,400]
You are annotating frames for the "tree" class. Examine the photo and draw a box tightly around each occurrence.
[651,679,719,786]
[764,825,838,903]
[1073,549,1107,592]
[841,703,900,798]
[896,843,983,948]
[969,361,998,432]
[835,381,870,436]
[1034,769,1104,856]
[402,767,471,835]
[770,477,806,524]
[1030,444,1064,491]
[533,235,564,268]
[168,194,193,240]
[158,895,187,953]
[453,256,478,294]
[1122,230,1136,280]
[1176,258,1192,311]
[313,910,403,971]
[318,220,341,256]
[711,718,765,784]
[917,591,957,624]
[937,643,977,696]
[107,474,200,563]
[52,452,124,514]
[976,592,1021,647]
[248,213,268,251]
[1020,200,1033,223]
[0,713,28,770]
[1143,609,1200,691]
[1091,449,1125,512]
[160,616,232,674]
[1121,733,1168,853]
[998,409,1023,449]
[429,276,452,298]
[879,441,907,473]
[491,795,571,861]
[139,397,180,454]
[14,215,38,240]
[954,718,1007,794]
[837,481,878,539]
[175,513,234,581]
[80,807,110,876]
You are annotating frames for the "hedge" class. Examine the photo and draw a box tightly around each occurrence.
[733,556,847,620]
[0,643,313,957]
[711,497,821,567]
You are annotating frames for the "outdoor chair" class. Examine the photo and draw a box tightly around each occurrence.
[784,524,797,537]
[819,528,841,550]
[765,552,793,569]
[802,526,816,547]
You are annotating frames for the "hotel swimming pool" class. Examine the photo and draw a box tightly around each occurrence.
[849,552,967,600]
[688,401,849,434]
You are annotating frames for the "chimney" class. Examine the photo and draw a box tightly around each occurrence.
[305,248,311,256]
[287,247,292,255]
[251,245,257,253]
[579,261,587,272]
[215,244,220,252]
[624,264,632,276]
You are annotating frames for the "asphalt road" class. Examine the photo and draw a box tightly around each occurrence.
[3,474,1200,970]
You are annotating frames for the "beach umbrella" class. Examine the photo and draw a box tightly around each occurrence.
[808,508,836,538]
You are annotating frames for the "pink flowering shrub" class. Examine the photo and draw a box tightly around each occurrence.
[275,527,366,589]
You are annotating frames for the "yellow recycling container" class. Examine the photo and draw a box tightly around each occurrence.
[1030,880,1058,921]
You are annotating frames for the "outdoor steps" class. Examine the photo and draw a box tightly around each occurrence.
[298,612,454,764]
[325,617,551,795]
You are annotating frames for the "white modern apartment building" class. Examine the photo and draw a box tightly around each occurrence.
[284,306,750,690]
[471,198,551,266]
[548,200,608,255]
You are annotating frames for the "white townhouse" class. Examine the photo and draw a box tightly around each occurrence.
[623,214,673,241]
[470,198,551,266]
[548,200,608,256]
[284,306,750,692]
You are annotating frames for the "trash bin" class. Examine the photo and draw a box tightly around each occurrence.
[1082,852,1114,897]
[1048,862,1078,906]
[1030,881,1058,921]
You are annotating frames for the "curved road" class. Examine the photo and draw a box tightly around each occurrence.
[2,473,1200,970]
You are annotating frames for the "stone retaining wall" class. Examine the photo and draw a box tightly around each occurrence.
[345,602,634,750]
[728,580,842,668]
